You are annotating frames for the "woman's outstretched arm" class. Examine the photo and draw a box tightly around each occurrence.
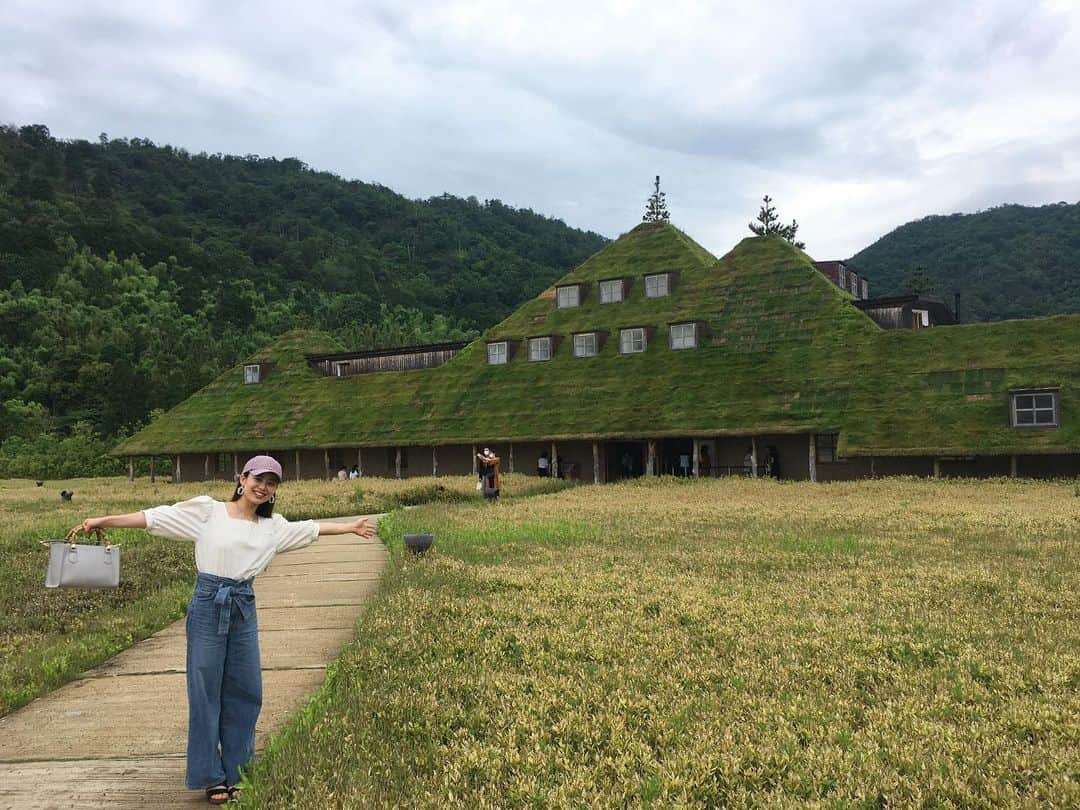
[82,513,148,532]
[316,517,376,539]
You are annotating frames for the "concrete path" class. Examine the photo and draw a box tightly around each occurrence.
[0,520,388,809]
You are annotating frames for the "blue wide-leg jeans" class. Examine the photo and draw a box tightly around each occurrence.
[184,572,262,790]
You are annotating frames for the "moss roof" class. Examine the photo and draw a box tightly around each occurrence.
[115,223,1080,457]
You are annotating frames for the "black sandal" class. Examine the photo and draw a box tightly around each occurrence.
[227,785,243,802]
[205,784,230,805]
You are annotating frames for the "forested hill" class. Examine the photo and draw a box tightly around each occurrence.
[0,124,607,469]
[849,202,1080,323]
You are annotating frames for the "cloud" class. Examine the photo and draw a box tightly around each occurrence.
[1,0,1079,260]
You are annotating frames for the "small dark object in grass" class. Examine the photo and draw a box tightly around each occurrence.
[60,490,74,502]
[35,481,44,487]
[404,533,434,555]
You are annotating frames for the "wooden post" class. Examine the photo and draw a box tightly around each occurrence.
[751,437,758,478]
[357,447,363,478]
[692,438,700,478]
[204,455,210,481]
[324,449,330,480]
[472,444,477,476]
[395,447,402,479]
[1010,455,1017,478]
[128,457,134,482]
[508,443,515,473]
[933,458,941,479]
[295,449,302,481]
[870,458,875,478]
[233,454,238,479]
[550,442,558,478]
[432,446,438,477]
[149,455,155,483]
[174,455,181,483]
[808,434,817,483]
[593,441,600,484]
[647,440,656,477]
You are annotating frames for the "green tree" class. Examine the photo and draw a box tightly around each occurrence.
[642,176,670,223]
[905,265,934,295]
[749,195,805,249]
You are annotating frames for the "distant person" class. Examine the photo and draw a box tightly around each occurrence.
[477,449,501,499]
[537,451,550,477]
[336,467,347,481]
[621,450,634,479]
[79,456,375,804]
[743,447,755,476]
[348,465,359,480]
[699,446,711,477]
[766,446,781,479]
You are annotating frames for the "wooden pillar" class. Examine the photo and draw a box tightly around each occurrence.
[933,458,941,479]
[870,458,875,478]
[204,454,210,481]
[593,441,600,484]
[294,449,302,481]
[1010,455,1017,478]
[233,454,238,479]
[550,441,559,478]
[323,449,330,480]
[395,447,402,479]
[751,437,758,478]
[149,455,155,483]
[646,440,657,477]
[174,455,181,483]
[692,438,700,478]
[808,434,817,483]
[508,443,515,473]
[357,447,363,478]
[128,457,134,482]
[432,446,438,477]
[472,444,477,475]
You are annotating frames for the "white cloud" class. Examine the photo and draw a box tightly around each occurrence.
[1,0,1079,261]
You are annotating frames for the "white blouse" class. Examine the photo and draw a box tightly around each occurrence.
[143,496,319,580]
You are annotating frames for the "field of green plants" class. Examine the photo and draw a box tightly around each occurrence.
[0,473,568,714]
[237,476,1079,808]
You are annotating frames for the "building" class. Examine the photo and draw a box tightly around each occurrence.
[114,223,1080,481]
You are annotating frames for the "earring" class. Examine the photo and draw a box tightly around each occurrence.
[269,495,275,504]
[236,485,244,495]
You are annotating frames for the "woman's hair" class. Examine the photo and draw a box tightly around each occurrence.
[230,473,278,518]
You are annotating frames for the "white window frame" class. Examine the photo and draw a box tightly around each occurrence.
[619,327,646,354]
[849,274,859,295]
[528,336,552,362]
[838,266,847,290]
[556,285,580,308]
[644,273,670,298]
[599,279,624,304]
[244,364,260,384]
[573,332,598,357]
[912,309,930,328]
[860,279,869,300]
[669,323,697,350]
[486,341,508,365]
[1011,390,1059,428]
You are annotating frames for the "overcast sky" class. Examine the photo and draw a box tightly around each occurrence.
[3,0,1079,259]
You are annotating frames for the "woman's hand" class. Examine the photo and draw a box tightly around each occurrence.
[350,518,376,539]
[81,517,103,533]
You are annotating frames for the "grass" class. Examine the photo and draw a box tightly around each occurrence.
[237,476,1079,808]
[0,472,570,716]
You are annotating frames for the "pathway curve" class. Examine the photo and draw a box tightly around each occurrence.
[0,518,387,809]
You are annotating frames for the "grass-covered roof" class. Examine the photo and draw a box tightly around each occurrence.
[115,223,1080,457]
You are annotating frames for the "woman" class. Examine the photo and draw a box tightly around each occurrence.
[476,448,501,499]
[81,455,375,804]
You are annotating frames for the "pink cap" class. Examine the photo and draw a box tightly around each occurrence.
[241,455,282,479]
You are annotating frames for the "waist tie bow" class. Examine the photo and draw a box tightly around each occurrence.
[213,581,255,635]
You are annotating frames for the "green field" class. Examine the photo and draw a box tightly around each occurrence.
[238,477,1079,808]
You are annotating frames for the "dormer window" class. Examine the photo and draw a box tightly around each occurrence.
[1011,389,1059,428]
[528,336,552,361]
[599,278,625,304]
[486,341,508,365]
[644,273,670,298]
[556,285,581,308]
[669,322,697,350]
[619,327,647,354]
[244,364,261,384]
[573,332,599,357]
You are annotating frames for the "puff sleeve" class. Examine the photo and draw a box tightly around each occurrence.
[143,495,216,542]
[271,513,320,554]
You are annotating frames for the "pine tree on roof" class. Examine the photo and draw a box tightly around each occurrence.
[642,176,670,223]
[749,195,805,249]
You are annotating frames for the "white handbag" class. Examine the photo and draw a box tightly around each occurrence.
[43,527,121,589]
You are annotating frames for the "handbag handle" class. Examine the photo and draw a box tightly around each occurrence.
[63,526,114,549]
